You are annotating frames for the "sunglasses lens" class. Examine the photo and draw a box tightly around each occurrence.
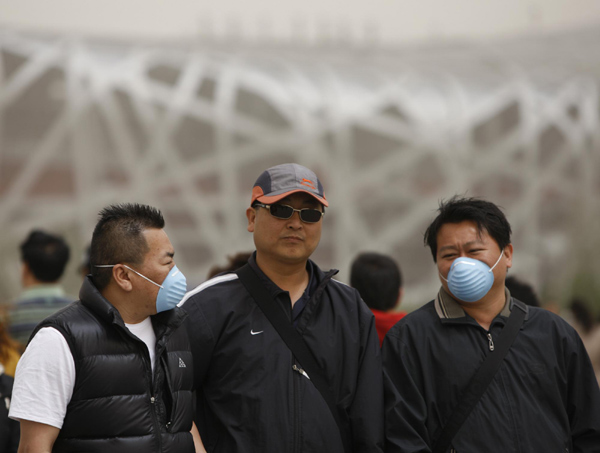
[269,204,293,219]
[300,209,322,223]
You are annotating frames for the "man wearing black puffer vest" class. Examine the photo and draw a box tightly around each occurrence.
[10,203,202,453]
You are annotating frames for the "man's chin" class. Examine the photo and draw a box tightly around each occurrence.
[277,250,311,265]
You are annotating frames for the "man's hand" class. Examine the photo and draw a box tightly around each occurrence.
[17,420,60,453]
[191,422,207,453]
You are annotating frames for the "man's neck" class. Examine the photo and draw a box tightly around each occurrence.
[255,254,309,305]
[458,288,507,331]
[102,286,150,324]
[22,275,58,289]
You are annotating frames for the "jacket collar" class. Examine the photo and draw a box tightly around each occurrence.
[434,286,519,321]
[247,251,331,300]
[246,252,338,333]
[78,276,187,333]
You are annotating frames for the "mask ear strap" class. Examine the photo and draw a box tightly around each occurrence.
[489,251,504,273]
[95,264,163,288]
[123,265,164,289]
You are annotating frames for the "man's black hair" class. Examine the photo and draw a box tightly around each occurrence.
[350,252,402,312]
[570,297,595,334]
[20,230,70,282]
[91,203,165,291]
[423,196,512,262]
[207,251,252,279]
[505,276,540,307]
[79,244,91,276]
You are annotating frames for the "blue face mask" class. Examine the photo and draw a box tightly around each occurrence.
[96,264,187,313]
[440,252,503,303]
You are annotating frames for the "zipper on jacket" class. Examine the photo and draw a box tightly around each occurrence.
[293,359,301,453]
[487,332,495,351]
[149,394,163,452]
[145,340,163,452]
[117,320,172,452]
[161,354,175,431]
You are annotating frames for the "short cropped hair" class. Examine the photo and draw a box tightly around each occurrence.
[20,230,70,282]
[424,196,512,262]
[350,252,402,312]
[91,203,165,291]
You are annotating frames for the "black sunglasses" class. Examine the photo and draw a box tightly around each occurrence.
[254,203,324,223]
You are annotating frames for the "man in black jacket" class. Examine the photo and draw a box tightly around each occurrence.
[10,203,201,453]
[182,163,384,452]
[383,196,600,452]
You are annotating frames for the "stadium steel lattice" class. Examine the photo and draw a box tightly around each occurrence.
[1,28,599,307]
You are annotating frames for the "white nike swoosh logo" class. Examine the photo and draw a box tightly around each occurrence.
[251,330,264,335]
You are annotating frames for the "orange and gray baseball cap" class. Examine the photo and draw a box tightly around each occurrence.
[251,163,328,207]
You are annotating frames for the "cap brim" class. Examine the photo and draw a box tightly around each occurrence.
[254,189,328,207]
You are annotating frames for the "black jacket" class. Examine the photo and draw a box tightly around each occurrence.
[33,277,195,453]
[383,288,600,453]
[182,257,385,453]
[0,372,19,453]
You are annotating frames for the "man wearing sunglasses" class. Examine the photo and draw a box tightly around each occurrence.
[181,163,384,453]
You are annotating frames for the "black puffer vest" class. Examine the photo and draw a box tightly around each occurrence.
[32,277,194,453]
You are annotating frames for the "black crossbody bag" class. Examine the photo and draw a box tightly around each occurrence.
[432,299,528,453]
[236,264,351,452]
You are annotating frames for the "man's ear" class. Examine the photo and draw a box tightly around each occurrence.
[21,262,31,280]
[112,265,134,292]
[21,261,36,287]
[246,207,256,233]
[504,244,514,269]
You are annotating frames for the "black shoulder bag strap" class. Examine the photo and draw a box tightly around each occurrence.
[236,264,351,452]
[432,300,528,453]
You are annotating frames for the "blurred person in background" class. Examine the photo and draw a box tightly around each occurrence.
[206,252,252,280]
[78,244,92,279]
[8,230,73,347]
[568,297,596,339]
[350,252,406,347]
[181,163,384,453]
[10,203,202,453]
[0,314,20,378]
[0,310,21,452]
[0,358,19,453]
[504,275,540,307]
[383,196,600,452]
[568,297,600,384]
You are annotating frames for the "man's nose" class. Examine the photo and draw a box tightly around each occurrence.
[287,210,303,227]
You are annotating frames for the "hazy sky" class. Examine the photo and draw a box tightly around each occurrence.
[1,0,600,45]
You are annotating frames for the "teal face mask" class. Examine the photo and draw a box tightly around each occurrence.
[95,264,187,313]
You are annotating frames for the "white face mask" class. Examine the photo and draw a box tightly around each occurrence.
[95,264,187,312]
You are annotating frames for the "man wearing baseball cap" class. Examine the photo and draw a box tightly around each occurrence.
[181,163,384,452]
